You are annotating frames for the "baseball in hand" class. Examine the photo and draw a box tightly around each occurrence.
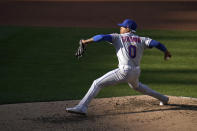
[165,51,172,60]
[166,56,170,60]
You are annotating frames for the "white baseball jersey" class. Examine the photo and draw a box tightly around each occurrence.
[110,32,152,67]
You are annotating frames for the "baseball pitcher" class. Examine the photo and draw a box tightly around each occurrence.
[66,19,172,115]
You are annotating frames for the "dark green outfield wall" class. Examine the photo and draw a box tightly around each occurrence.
[0,1,197,30]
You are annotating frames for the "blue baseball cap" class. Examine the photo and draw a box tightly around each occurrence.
[118,19,137,32]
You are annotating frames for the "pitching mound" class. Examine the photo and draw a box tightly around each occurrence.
[0,95,197,131]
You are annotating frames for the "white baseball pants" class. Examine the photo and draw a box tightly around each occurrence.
[78,65,168,108]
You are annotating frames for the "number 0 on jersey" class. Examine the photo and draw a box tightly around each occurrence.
[128,45,136,58]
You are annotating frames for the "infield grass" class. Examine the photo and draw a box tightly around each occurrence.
[1,26,197,104]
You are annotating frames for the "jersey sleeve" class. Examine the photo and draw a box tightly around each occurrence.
[93,34,112,43]
[140,37,152,48]
[108,33,121,46]
[110,33,119,43]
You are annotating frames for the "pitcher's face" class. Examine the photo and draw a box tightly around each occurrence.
[120,27,130,34]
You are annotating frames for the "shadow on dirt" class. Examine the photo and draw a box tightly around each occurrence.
[33,115,89,124]
[96,103,197,117]
[28,103,197,124]
[167,104,197,111]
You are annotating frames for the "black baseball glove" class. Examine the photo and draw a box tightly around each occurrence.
[75,39,86,59]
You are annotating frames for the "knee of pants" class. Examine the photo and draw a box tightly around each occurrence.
[92,79,102,89]
[128,82,139,90]
[93,78,107,89]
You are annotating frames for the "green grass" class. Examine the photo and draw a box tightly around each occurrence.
[1,26,197,104]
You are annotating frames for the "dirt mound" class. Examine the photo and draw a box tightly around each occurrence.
[0,95,196,131]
